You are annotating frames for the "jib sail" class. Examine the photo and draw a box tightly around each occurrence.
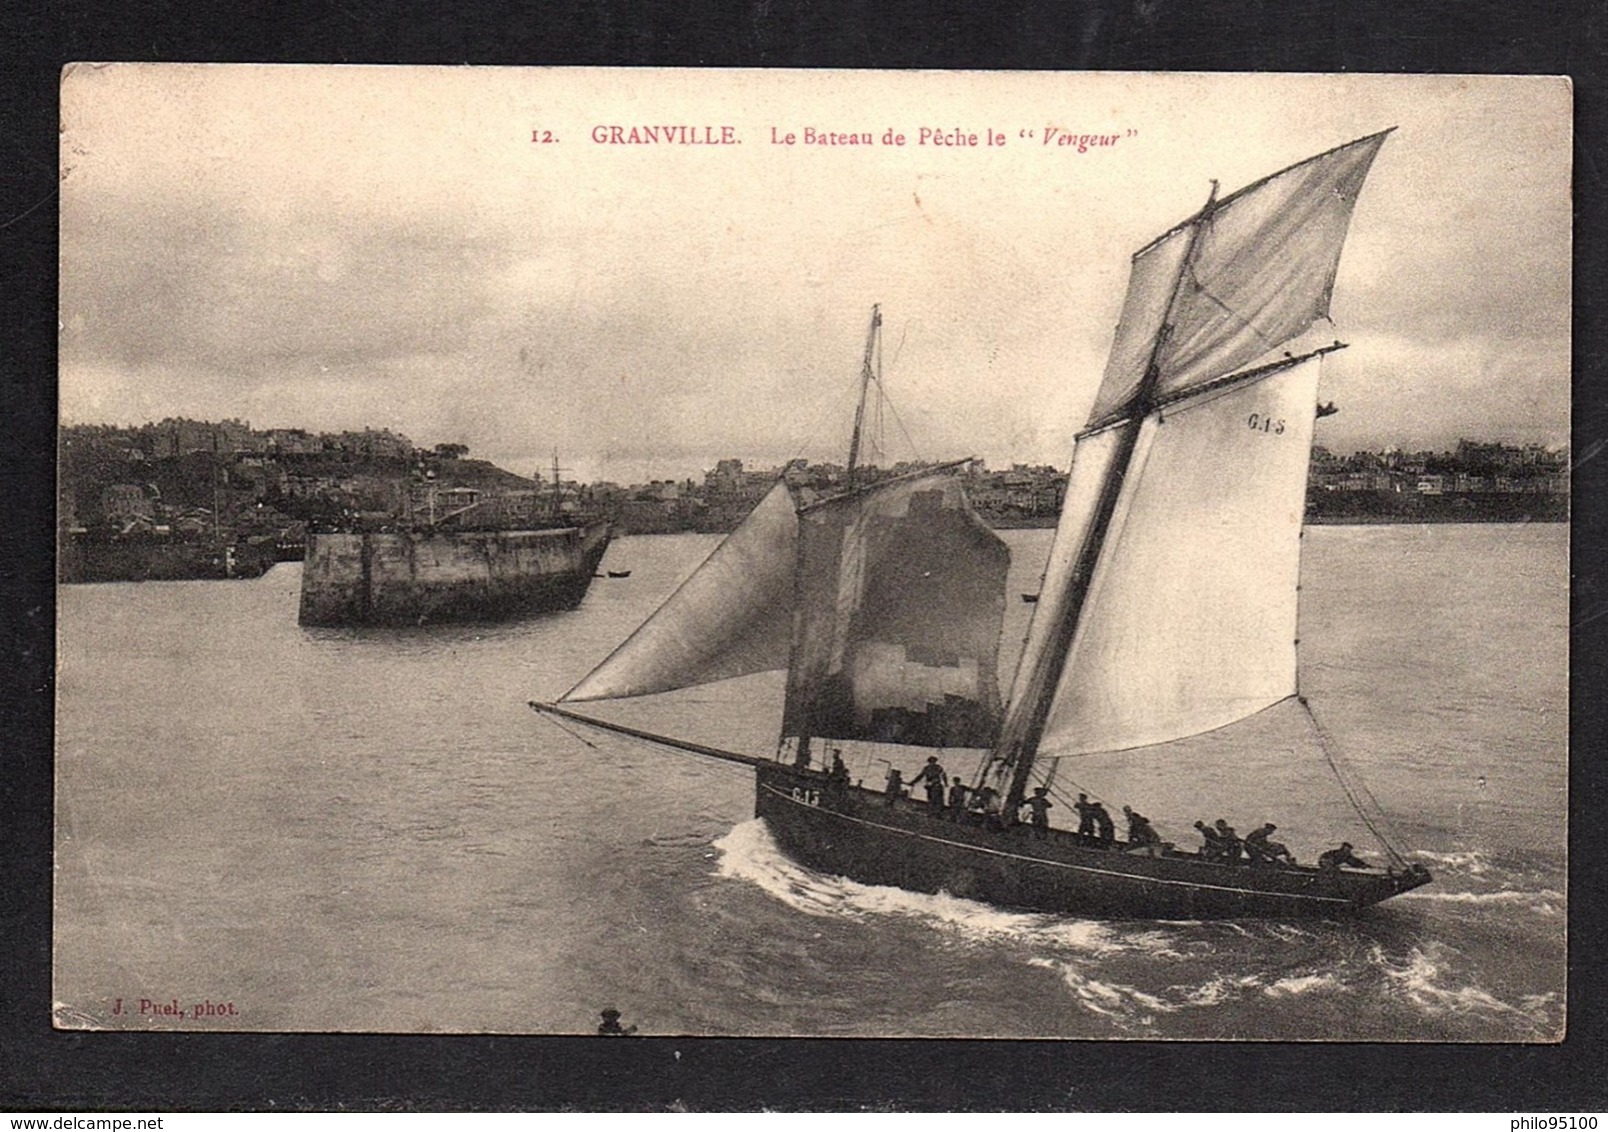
[564,479,797,702]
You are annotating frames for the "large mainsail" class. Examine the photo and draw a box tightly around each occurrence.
[1037,355,1322,755]
[783,470,1009,749]
[999,130,1389,802]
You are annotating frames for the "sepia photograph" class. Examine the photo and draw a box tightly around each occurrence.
[54,66,1569,1041]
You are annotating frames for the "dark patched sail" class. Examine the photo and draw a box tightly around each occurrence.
[782,471,1009,749]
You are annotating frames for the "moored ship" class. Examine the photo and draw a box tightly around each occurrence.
[60,532,277,584]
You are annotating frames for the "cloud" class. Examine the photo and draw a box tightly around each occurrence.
[61,196,527,376]
[58,68,1572,478]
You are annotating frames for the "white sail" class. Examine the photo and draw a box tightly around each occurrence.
[1000,424,1126,730]
[1085,131,1387,428]
[1154,132,1387,400]
[564,480,796,702]
[1084,227,1193,426]
[1035,356,1322,756]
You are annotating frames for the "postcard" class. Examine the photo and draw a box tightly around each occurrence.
[55,66,1569,1039]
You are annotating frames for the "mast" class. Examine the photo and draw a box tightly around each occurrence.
[1000,182,1219,816]
[795,302,878,766]
[845,304,882,489]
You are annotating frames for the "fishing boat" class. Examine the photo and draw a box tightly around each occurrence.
[533,132,1432,918]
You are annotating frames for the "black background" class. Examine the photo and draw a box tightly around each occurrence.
[3,0,1603,1112]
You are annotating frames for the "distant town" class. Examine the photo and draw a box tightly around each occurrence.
[59,418,1570,573]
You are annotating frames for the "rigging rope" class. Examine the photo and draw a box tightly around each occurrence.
[871,372,924,466]
[537,710,601,751]
[1296,694,1409,869]
[786,373,862,469]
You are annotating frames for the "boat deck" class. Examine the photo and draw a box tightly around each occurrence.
[755,762,1431,919]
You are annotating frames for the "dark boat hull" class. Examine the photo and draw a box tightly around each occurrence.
[755,763,1429,920]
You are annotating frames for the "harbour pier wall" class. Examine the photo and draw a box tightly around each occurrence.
[298,522,611,626]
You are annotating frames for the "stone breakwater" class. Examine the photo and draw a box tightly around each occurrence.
[298,521,611,626]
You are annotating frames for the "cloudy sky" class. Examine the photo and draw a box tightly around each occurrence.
[60,67,1570,482]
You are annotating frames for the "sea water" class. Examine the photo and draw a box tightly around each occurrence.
[53,524,1566,1039]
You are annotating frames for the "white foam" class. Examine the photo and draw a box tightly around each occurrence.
[1398,887,1564,915]
[1372,943,1555,1028]
[1029,957,1179,1025]
[711,819,1557,1035]
[1409,849,1492,876]
[1264,972,1343,998]
[1179,974,1265,1007]
[712,819,1139,952]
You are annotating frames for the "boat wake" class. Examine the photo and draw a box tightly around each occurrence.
[1370,942,1562,1037]
[1409,848,1495,876]
[1399,887,1564,915]
[712,818,1562,1038]
[1023,936,1559,1037]
[711,818,1152,955]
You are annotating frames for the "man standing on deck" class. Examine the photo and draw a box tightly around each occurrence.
[1091,801,1116,846]
[945,775,970,819]
[1074,793,1099,841]
[826,751,851,798]
[911,755,947,808]
[884,767,904,807]
[1019,787,1053,839]
[969,783,1003,829]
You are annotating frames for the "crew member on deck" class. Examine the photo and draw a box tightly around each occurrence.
[1123,805,1162,851]
[1213,819,1244,863]
[1245,823,1295,866]
[1090,801,1116,846]
[597,1008,637,1036]
[970,783,1002,829]
[946,776,970,819]
[1019,787,1053,839]
[884,767,904,807]
[827,751,850,797]
[1194,820,1226,861]
[1318,842,1370,872]
[911,755,947,807]
[1074,793,1099,841]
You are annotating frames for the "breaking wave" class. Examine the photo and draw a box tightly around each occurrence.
[1399,887,1564,916]
[1371,943,1561,1036]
